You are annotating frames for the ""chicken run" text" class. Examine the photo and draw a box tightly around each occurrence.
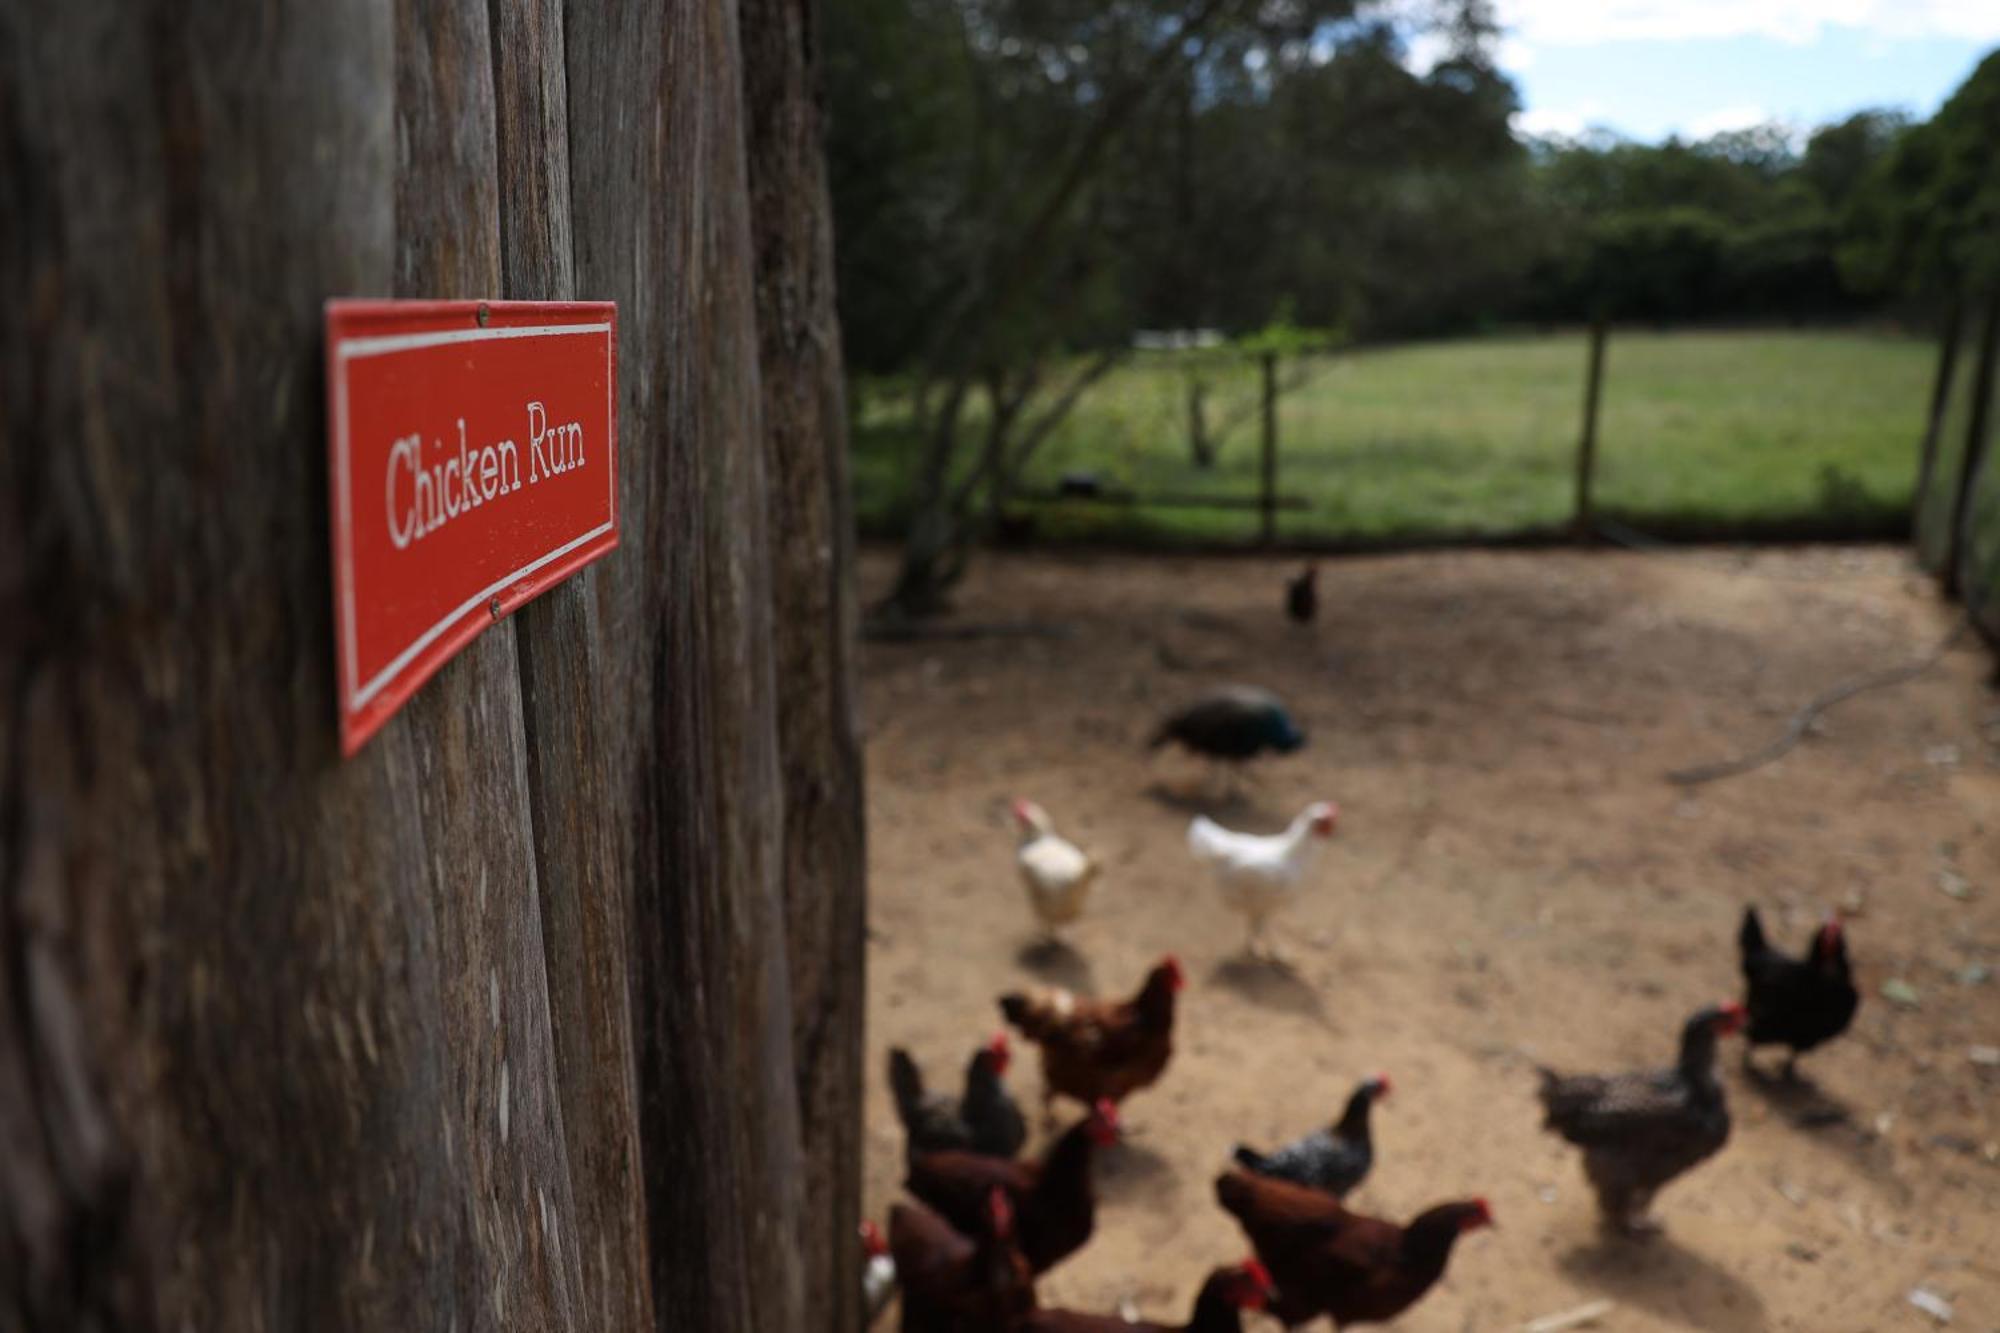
[385,400,585,549]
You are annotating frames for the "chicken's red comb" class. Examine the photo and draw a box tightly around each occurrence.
[1092,1097,1121,1127]
[1243,1259,1274,1290]
[859,1220,886,1257]
[986,1186,1014,1236]
[1371,1071,1393,1097]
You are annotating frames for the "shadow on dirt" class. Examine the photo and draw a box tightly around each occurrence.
[1209,955,1329,1025]
[1559,1233,1767,1332]
[1140,781,1276,823]
[1095,1137,1180,1205]
[1015,938,1096,995]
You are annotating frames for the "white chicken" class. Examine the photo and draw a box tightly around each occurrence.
[859,1220,895,1326]
[1187,801,1339,959]
[1012,798,1098,941]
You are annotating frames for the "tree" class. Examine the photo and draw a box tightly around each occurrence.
[831,0,1526,617]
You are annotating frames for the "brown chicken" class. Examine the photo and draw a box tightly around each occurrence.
[1214,1168,1492,1328]
[905,1099,1119,1275]
[999,956,1183,1114]
[1537,1001,1746,1235]
[890,1190,1037,1333]
[1019,1261,1273,1332]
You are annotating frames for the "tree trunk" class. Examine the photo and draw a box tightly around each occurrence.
[738,2,869,1330]
[0,3,861,1332]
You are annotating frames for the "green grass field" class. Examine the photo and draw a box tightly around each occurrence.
[852,329,1938,546]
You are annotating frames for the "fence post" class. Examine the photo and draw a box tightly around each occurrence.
[1916,297,1966,518]
[1943,289,2000,598]
[1260,350,1278,546]
[1574,316,1608,537]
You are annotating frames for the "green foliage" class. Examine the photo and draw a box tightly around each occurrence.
[852,330,1935,543]
[1842,52,2000,296]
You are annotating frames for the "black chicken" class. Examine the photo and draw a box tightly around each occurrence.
[1537,1003,1745,1236]
[891,1036,1028,1162]
[1149,686,1304,796]
[1285,564,1317,625]
[1739,907,1858,1078]
[1231,1073,1389,1198]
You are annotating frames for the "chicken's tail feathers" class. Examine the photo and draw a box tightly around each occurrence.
[998,993,1033,1034]
[887,1048,924,1124]
[1738,905,1767,959]
[1534,1067,1596,1133]
[1231,1145,1270,1174]
[1214,1168,1257,1219]
[1186,816,1228,861]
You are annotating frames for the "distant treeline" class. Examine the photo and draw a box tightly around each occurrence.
[827,1,1999,372]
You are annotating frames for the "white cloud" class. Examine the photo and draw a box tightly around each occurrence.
[1496,0,2000,47]
[1403,30,1450,74]
[1511,103,1607,137]
[1682,102,1773,136]
[1496,35,1540,71]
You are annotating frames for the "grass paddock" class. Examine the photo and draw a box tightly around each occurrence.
[852,329,1936,547]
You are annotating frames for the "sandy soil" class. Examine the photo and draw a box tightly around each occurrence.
[858,544,2000,1332]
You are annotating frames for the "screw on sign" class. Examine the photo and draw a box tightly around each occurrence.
[325,300,619,755]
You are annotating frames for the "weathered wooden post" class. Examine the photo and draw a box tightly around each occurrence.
[1944,290,2000,598]
[1,4,863,1333]
[1260,351,1279,545]
[1574,316,1609,537]
[1915,297,1967,521]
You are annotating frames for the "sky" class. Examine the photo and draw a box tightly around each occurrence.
[1469,0,1999,142]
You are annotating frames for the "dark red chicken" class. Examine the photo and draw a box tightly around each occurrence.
[1740,906,1858,1078]
[999,956,1183,1114]
[1214,1169,1491,1328]
[1537,1001,1746,1235]
[890,1190,1037,1333]
[905,1099,1119,1275]
[1019,1261,1273,1332]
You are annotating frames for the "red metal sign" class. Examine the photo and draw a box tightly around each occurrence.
[326,300,618,755]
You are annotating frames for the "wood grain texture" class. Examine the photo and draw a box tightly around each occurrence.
[738,1,869,1328]
[1,0,863,1328]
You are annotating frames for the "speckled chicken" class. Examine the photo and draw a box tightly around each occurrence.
[890,1035,1027,1162]
[1232,1074,1389,1198]
[1739,906,1858,1078]
[1537,1002,1746,1235]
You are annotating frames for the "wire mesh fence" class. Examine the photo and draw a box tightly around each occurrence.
[853,326,1940,550]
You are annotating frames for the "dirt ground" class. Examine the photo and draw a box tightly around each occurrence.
[857,543,2000,1332]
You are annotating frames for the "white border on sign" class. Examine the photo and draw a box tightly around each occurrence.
[334,322,616,712]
